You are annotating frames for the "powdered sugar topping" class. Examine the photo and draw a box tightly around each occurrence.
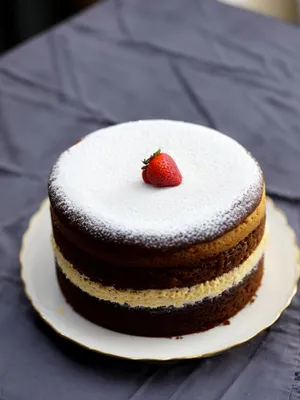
[49,120,263,248]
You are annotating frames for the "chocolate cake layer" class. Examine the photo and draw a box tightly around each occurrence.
[56,258,264,337]
[53,217,265,289]
[50,195,266,268]
[49,190,265,267]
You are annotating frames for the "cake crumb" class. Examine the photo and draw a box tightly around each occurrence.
[222,320,230,326]
[58,307,64,313]
[169,335,183,340]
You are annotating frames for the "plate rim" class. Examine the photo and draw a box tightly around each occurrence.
[19,197,300,361]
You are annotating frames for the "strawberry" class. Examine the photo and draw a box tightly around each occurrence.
[141,149,182,187]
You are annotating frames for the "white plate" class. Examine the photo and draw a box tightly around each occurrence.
[20,198,299,361]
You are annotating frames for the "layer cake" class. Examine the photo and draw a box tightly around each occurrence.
[49,120,266,337]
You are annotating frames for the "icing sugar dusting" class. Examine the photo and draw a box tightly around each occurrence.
[49,120,263,248]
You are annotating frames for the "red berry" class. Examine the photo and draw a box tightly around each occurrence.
[141,149,182,187]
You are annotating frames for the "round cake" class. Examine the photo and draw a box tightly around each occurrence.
[49,120,266,337]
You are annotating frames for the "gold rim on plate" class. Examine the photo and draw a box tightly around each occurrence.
[19,197,300,361]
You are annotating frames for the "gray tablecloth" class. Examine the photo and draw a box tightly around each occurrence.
[1,1,300,399]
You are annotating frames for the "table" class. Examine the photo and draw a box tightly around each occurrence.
[1,1,300,399]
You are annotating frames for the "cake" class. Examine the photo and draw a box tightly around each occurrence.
[49,120,266,337]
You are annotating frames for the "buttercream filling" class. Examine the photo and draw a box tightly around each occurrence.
[53,230,267,308]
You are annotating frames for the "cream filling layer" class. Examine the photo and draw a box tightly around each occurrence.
[53,231,267,308]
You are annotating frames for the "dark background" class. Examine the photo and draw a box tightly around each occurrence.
[0,0,97,54]
[1,1,298,55]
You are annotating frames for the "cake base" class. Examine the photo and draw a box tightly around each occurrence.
[56,259,263,337]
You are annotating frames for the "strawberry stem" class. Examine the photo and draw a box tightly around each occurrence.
[142,149,161,169]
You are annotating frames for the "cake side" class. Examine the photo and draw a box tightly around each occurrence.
[56,259,264,337]
[50,191,266,269]
[51,216,265,289]
[53,229,267,308]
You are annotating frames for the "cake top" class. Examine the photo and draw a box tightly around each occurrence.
[49,120,263,249]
